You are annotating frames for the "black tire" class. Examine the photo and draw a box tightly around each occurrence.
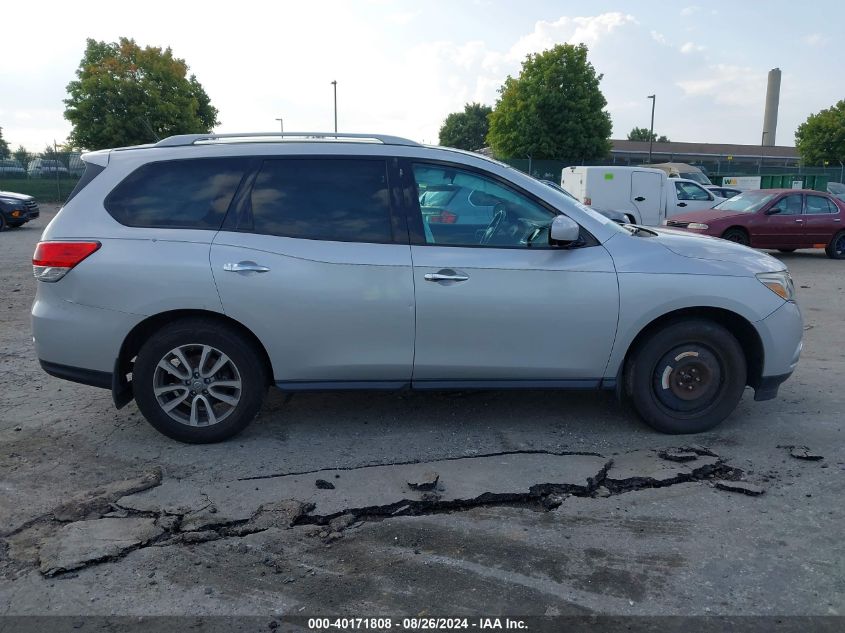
[0,214,6,232]
[777,248,796,253]
[721,228,749,246]
[625,319,747,434]
[625,214,636,224]
[133,318,267,443]
[8,222,24,228]
[825,231,845,259]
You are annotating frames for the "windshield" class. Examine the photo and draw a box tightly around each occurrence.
[714,191,777,213]
[678,172,713,186]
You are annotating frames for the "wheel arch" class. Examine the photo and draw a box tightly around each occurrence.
[114,309,274,407]
[620,306,764,396]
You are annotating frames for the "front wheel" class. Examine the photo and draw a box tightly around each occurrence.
[721,228,749,246]
[826,231,845,259]
[625,319,747,434]
[133,318,268,443]
[777,248,796,253]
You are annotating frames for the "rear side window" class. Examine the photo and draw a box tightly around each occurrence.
[249,158,391,243]
[806,195,836,214]
[105,158,248,229]
[65,162,105,204]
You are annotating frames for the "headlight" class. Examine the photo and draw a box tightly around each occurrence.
[687,222,709,230]
[757,271,795,301]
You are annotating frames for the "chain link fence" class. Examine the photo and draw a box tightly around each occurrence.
[0,150,83,202]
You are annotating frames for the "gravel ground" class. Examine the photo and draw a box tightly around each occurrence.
[0,207,842,621]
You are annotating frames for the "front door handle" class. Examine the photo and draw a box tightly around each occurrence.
[794,219,803,223]
[223,261,271,273]
[677,202,688,207]
[634,196,646,202]
[424,272,469,282]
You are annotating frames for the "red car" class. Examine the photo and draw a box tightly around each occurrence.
[665,189,845,259]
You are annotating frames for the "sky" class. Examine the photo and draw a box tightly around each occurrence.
[2,0,844,152]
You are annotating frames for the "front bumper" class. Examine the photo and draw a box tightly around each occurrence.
[752,300,803,400]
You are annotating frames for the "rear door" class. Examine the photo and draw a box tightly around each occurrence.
[210,156,415,386]
[630,170,662,224]
[803,194,842,247]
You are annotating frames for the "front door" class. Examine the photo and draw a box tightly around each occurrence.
[754,193,806,248]
[672,180,718,216]
[210,157,415,385]
[407,161,619,385]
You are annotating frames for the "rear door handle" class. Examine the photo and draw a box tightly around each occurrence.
[223,261,271,273]
[634,196,646,202]
[424,272,469,282]
[677,202,688,207]
[794,219,803,223]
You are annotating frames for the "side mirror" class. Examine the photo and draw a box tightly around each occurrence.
[550,215,580,245]
[764,207,781,215]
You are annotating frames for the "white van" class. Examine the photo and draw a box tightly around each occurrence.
[560,166,722,226]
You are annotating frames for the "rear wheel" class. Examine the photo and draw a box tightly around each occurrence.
[625,319,747,434]
[133,318,267,443]
[826,231,845,259]
[721,228,749,246]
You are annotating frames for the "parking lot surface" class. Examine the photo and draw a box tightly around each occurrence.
[1,208,842,616]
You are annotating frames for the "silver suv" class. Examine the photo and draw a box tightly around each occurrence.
[32,133,803,443]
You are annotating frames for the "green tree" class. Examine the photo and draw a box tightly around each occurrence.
[64,38,219,150]
[487,44,612,160]
[13,145,29,169]
[0,126,10,159]
[627,127,669,143]
[795,100,845,165]
[438,103,493,150]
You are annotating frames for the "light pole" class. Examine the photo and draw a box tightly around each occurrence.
[331,80,338,135]
[275,117,284,133]
[647,94,656,163]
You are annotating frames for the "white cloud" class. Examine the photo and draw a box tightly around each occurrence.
[680,42,705,54]
[803,33,829,47]
[676,64,766,107]
[680,6,701,16]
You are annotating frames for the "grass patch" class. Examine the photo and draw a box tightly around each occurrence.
[0,178,81,203]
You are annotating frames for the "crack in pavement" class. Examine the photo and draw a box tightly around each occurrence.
[0,447,748,578]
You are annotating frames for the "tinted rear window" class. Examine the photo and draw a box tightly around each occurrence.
[249,158,392,243]
[105,158,248,229]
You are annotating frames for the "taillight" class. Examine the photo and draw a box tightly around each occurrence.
[584,197,592,206]
[33,241,100,282]
[428,210,458,224]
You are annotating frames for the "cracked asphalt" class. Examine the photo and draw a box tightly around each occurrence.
[0,207,843,617]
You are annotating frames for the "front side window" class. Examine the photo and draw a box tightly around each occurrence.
[412,163,555,247]
[805,195,836,214]
[675,181,711,201]
[106,158,247,229]
[249,158,392,243]
[770,194,803,216]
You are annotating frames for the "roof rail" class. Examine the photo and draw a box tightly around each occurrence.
[154,132,420,148]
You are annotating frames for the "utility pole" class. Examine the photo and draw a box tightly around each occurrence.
[647,95,656,163]
[275,118,284,133]
[331,80,338,135]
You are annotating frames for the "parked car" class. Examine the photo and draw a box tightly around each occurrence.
[665,189,845,259]
[0,159,27,178]
[642,162,713,186]
[32,132,802,442]
[0,190,40,230]
[827,181,845,202]
[27,158,69,178]
[707,186,743,199]
[539,180,627,224]
[561,166,723,226]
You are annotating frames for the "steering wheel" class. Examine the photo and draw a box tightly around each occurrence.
[480,203,508,245]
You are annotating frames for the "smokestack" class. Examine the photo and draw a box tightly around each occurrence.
[762,68,781,146]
